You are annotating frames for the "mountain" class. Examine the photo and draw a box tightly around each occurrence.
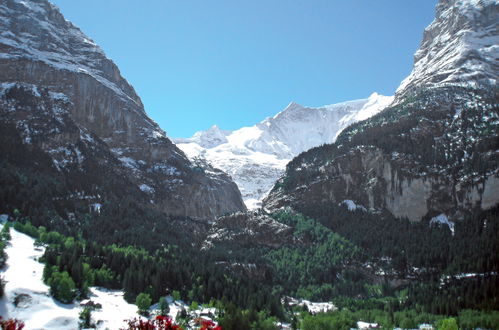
[175,93,393,208]
[264,0,499,222]
[0,0,246,221]
[395,0,499,100]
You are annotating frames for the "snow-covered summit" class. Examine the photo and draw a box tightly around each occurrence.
[175,125,230,149]
[175,93,393,208]
[396,0,499,98]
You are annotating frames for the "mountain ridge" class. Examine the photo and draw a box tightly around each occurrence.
[175,93,393,208]
[0,0,246,220]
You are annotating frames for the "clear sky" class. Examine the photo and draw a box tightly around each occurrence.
[50,0,437,138]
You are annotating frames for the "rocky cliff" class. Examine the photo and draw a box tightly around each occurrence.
[0,0,245,220]
[396,0,498,100]
[202,210,297,250]
[264,0,499,222]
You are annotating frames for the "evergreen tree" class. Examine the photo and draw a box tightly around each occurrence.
[159,296,169,316]
[135,292,152,316]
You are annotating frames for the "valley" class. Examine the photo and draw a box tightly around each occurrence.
[0,0,498,329]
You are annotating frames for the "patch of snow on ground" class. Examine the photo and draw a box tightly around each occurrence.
[358,321,379,329]
[341,200,367,212]
[90,287,142,329]
[0,228,142,329]
[284,297,336,314]
[0,228,79,329]
[139,184,155,194]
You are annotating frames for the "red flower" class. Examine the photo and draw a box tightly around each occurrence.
[122,316,183,330]
[0,317,25,330]
[200,319,222,330]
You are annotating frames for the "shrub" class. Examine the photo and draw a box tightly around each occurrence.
[136,292,152,316]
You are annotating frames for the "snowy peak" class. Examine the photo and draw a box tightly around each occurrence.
[187,125,229,148]
[255,93,393,158]
[175,93,393,208]
[396,0,499,98]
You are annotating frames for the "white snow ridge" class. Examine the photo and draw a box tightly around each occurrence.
[175,93,393,208]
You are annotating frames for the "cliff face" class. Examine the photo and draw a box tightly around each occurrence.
[0,0,245,220]
[264,0,499,222]
[202,211,297,250]
[396,0,499,99]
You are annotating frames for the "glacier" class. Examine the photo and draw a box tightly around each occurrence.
[175,93,393,208]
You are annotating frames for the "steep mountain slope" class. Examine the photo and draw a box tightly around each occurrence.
[395,0,499,100]
[176,93,393,208]
[0,0,245,220]
[264,0,499,222]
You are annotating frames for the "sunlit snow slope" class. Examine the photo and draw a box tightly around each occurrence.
[0,227,140,329]
[175,93,393,208]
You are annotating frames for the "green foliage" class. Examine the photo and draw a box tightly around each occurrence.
[172,290,181,302]
[13,221,38,239]
[135,292,152,316]
[0,276,5,297]
[1,223,11,241]
[218,301,278,330]
[47,270,76,303]
[189,301,199,311]
[0,222,11,269]
[437,317,458,330]
[158,296,169,316]
[457,310,499,329]
[261,210,362,300]
[300,310,356,330]
[79,307,93,329]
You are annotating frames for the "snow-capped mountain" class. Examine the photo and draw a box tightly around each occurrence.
[264,0,499,222]
[175,93,393,208]
[395,0,498,100]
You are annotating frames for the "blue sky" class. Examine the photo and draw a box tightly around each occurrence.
[50,0,437,138]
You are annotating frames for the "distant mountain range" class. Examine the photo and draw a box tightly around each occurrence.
[175,93,393,208]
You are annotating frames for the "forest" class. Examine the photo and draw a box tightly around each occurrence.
[1,86,498,328]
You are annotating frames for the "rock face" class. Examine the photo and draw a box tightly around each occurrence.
[264,0,499,222]
[176,93,393,208]
[202,211,297,250]
[396,0,499,99]
[0,0,245,220]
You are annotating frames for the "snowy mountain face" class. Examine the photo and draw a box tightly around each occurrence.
[175,93,393,208]
[264,0,499,222]
[395,0,499,100]
[0,0,245,220]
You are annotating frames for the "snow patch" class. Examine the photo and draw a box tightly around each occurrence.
[341,200,367,212]
[358,321,379,329]
[430,213,455,234]
[0,228,143,329]
[139,184,155,194]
